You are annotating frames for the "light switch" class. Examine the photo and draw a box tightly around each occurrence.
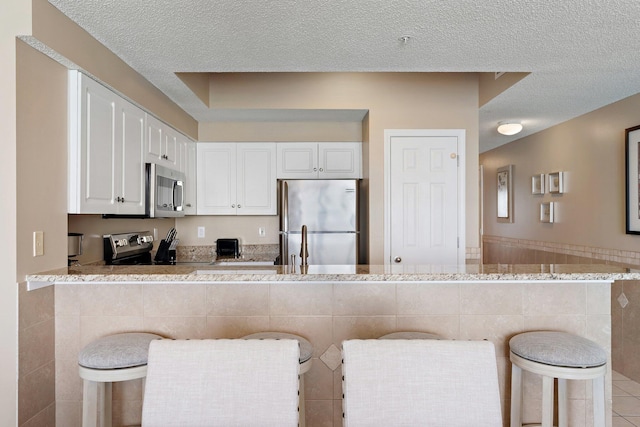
[33,231,44,256]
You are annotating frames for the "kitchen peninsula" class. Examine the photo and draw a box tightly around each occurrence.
[31,264,632,427]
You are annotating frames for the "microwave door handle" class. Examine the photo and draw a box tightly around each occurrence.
[174,180,184,211]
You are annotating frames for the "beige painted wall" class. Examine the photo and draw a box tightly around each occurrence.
[184,121,364,247]
[68,215,181,264]
[203,73,480,263]
[2,2,32,425]
[31,0,197,139]
[481,91,640,252]
[17,40,68,278]
[199,121,363,142]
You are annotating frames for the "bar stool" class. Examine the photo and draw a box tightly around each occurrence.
[378,331,440,340]
[78,332,162,427]
[242,332,313,427]
[509,331,607,427]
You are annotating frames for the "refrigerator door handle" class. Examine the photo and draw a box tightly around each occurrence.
[281,180,289,233]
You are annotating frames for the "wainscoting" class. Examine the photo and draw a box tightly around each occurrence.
[483,234,640,385]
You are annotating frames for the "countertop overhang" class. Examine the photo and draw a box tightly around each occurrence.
[25,264,640,290]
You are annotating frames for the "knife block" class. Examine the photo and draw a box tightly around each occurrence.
[154,239,176,264]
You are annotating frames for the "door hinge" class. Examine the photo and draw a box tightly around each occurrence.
[457,237,460,248]
[457,155,459,167]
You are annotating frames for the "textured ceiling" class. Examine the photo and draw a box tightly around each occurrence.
[47,0,640,152]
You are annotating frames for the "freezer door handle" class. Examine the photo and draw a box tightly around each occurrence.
[281,181,289,232]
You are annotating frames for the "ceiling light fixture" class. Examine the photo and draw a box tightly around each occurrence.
[497,121,523,136]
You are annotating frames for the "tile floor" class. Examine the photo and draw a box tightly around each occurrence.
[613,371,640,426]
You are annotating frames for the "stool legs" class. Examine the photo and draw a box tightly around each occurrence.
[510,363,523,427]
[541,375,554,427]
[103,382,112,427]
[593,375,605,427]
[510,362,606,427]
[299,374,306,427]
[558,378,568,427]
[82,380,99,427]
[82,380,113,427]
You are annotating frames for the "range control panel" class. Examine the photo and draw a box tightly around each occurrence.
[103,231,154,261]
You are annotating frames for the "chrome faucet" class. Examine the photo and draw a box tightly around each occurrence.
[300,224,309,266]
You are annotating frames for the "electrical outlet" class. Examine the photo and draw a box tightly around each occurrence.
[197,226,205,238]
[258,227,266,237]
[33,231,44,256]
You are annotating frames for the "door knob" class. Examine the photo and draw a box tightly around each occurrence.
[394,256,402,263]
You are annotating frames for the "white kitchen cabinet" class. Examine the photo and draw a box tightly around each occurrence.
[197,142,277,215]
[145,114,181,170]
[276,142,362,179]
[68,71,145,215]
[183,141,197,215]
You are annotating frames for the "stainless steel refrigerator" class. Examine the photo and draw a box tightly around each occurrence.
[279,179,359,265]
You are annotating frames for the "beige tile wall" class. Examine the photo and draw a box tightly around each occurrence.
[484,234,640,387]
[18,282,56,427]
[55,280,611,427]
[483,235,640,266]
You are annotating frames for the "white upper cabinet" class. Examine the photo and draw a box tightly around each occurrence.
[117,101,146,214]
[145,114,180,170]
[197,142,277,215]
[68,71,145,215]
[183,141,197,215]
[276,142,362,179]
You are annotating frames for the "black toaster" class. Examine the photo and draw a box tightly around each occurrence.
[216,238,240,258]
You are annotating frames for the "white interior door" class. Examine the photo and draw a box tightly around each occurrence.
[385,130,465,265]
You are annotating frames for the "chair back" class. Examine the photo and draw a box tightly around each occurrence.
[142,339,300,427]
[342,339,502,427]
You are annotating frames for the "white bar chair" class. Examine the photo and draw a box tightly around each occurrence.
[78,332,162,427]
[141,338,300,427]
[509,331,607,427]
[241,332,313,426]
[342,339,503,427]
[378,331,440,340]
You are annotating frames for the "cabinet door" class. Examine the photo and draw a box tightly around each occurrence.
[183,141,197,215]
[145,114,164,164]
[117,100,146,215]
[276,142,318,178]
[237,143,277,215]
[72,73,118,213]
[318,142,362,179]
[196,143,236,215]
[163,126,179,168]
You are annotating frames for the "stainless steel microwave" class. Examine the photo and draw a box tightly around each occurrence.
[146,163,185,218]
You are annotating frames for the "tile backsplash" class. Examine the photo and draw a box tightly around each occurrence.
[176,244,279,262]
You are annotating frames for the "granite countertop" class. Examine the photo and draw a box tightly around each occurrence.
[25,263,640,289]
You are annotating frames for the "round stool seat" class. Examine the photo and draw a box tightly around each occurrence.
[509,331,606,368]
[79,332,162,370]
[242,332,313,364]
[379,331,440,340]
